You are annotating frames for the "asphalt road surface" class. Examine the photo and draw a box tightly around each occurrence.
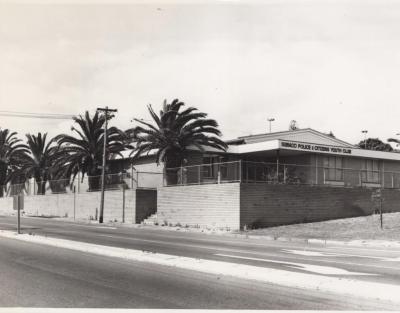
[0,216,399,309]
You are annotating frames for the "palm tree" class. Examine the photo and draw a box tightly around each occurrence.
[54,111,126,191]
[127,99,227,183]
[359,138,393,152]
[19,132,57,195]
[0,129,29,197]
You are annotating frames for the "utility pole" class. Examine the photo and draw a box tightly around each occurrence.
[96,106,117,223]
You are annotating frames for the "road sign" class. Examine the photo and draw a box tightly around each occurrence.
[13,194,24,211]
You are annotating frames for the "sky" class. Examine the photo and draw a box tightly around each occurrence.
[1,0,400,146]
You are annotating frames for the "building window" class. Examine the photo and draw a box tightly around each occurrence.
[362,159,380,183]
[323,156,343,181]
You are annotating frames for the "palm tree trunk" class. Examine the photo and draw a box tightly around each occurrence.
[165,156,183,186]
[36,180,46,195]
[0,163,7,197]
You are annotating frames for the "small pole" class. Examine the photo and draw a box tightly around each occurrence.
[283,165,287,184]
[239,160,242,183]
[198,165,201,184]
[276,150,280,182]
[73,186,76,221]
[122,187,125,223]
[131,164,134,189]
[17,197,21,234]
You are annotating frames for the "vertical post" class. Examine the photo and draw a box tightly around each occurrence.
[238,160,242,183]
[283,165,286,184]
[136,171,139,188]
[359,171,362,187]
[246,162,249,183]
[17,195,21,234]
[323,168,326,185]
[131,163,134,189]
[315,154,318,185]
[180,166,183,185]
[392,173,394,189]
[217,164,221,184]
[198,165,201,184]
[73,186,76,221]
[122,187,125,223]
[276,150,280,182]
[78,172,81,193]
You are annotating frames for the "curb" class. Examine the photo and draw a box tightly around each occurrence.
[1,229,400,305]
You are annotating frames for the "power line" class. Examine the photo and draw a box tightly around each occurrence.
[0,110,75,120]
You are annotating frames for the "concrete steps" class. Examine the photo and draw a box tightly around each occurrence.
[141,213,159,225]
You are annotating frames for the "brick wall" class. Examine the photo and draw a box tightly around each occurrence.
[240,183,400,228]
[157,183,241,230]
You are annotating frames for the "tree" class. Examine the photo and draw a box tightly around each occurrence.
[54,111,126,191]
[127,99,227,183]
[0,129,29,197]
[326,131,336,138]
[358,138,393,152]
[387,137,400,150]
[19,133,57,195]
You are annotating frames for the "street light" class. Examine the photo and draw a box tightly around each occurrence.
[361,130,368,149]
[267,118,275,133]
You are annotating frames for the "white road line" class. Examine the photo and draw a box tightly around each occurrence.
[282,249,400,261]
[96,234,400,271]
[1,230,399,304]
[215,253,376,276]
[69,224,117,230]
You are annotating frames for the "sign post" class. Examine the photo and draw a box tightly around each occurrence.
[13,193,24,234]
[371,188,383,229]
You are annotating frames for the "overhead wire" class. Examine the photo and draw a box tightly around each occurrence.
[0,110,75,120]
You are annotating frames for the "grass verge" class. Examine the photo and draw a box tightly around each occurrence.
[242,213,400,241]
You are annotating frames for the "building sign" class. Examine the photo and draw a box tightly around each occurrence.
[280,140,352,155]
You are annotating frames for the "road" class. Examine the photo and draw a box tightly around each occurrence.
[0,216,399,309]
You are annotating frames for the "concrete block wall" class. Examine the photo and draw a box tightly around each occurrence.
[240,183,400,228]
[157,183,241,230]
[0,189,144,223]
[0,197,14,215]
